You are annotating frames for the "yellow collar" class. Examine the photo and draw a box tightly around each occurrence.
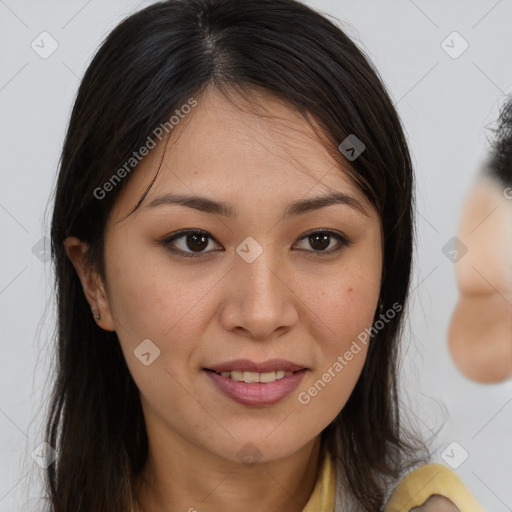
[302,447,486,512]
[302,443,336,511]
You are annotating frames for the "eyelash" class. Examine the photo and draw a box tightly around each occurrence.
[161,228,352,259]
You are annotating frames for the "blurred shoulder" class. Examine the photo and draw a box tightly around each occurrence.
[383,463,486,512]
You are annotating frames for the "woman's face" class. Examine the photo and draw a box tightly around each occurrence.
[94,86,382,463]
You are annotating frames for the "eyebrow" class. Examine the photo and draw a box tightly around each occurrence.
[146,191,369,218]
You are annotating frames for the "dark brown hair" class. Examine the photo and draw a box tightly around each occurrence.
[487,94,512,186]
[46,0,425,510]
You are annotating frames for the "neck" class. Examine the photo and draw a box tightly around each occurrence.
[134,432,323,512]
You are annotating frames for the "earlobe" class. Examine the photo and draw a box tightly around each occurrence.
[94,279,116,332]
[63,236,116,332]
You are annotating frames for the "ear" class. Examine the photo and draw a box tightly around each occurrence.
[63,236,116,332]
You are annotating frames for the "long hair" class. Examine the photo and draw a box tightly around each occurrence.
[47,1,425,510]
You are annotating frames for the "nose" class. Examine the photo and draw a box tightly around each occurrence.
[219,241,299,340]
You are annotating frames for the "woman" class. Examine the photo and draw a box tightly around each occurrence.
[46,0,485,510]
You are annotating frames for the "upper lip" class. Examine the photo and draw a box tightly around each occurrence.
[205,359,307,373]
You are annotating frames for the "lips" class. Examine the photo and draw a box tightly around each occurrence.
[203,358,309,406]
[204,367,308,406]
[205,358,307,374]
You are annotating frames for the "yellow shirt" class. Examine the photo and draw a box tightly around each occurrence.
[302,446,486,512]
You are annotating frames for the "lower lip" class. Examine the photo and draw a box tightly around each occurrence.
[204,369,307,406]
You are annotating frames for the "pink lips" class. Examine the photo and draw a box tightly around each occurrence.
[203,359,308,407]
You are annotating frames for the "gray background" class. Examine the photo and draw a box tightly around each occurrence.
[1,0,511,510]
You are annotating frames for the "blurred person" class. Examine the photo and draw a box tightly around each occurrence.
[449,96,512,383]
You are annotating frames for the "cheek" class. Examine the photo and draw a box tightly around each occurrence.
[303,255,381,347]
[294,250,381,414]
[299,282,375,402]
[310,280,379,339]
[294,283,375,430]
[104,246,223,398]
[298,346,368,415]
[105,242,207,339]
[107,257,208,412]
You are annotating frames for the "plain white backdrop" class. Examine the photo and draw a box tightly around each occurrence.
[1,0,511,510]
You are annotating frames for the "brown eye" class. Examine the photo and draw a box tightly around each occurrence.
[162,229,221,258]
[182,232,209,252]
[294,230,351,255]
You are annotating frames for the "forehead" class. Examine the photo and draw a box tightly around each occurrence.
[110,86,372,222]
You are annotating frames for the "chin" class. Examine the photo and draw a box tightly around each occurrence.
[211,429,317,465]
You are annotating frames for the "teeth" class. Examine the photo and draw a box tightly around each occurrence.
[218,370,294,382]
[243,371,260,383]
[231,371,244,381]
[259,371,276,383]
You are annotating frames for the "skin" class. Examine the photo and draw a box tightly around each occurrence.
[448,175,512,383]
[412,494,460,512]
[65,85,384,512]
